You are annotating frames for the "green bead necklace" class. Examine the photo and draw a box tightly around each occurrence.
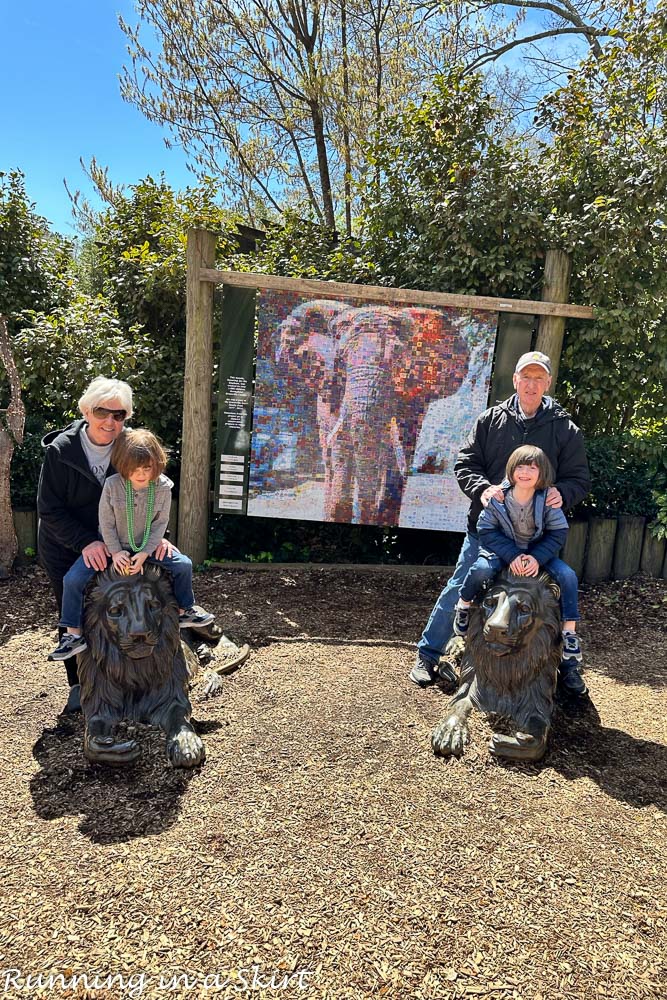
[125,478,156,552]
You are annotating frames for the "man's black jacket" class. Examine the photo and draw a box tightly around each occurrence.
[454,395,590,534]
[37,420,116,582]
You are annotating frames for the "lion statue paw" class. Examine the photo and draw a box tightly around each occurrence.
[167,728,206,769]
[431,714,470,757]
[489,731,547,762]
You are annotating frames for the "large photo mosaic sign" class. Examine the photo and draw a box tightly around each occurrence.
[243,289,498,532]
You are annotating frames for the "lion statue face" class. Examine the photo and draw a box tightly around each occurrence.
[480,571,560,657]
[81,564,181,680]
[102,578,164,659]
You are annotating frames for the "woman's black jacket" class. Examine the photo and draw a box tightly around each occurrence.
[36,420,115,583]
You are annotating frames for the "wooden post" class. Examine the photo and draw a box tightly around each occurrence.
[584,517,618,584]
[535,249,572,387]
[612,515,645,580]
[179,228,217,565]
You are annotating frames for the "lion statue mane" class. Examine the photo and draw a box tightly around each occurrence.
[78,563,205,768]
[432,569,562,762]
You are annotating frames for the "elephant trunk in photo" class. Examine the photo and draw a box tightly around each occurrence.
[275,299,348,493]
[325,306,470,525]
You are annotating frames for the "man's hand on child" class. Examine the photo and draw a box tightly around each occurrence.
[154,538,177,560]
[112,550,131,573]
[128,552,149,574]
[83,540,111,571]
[481,484,505,507]
[545,487,563,508]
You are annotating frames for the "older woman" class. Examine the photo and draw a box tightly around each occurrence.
[37,376,172,712]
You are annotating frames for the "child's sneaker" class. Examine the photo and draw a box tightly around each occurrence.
[453,605,470,637]
[559,630,587,696]
[561,630,583,664]
[179,606,215,630]
[48,633,87,661]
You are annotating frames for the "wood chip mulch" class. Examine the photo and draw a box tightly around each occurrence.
[0,564,665,999]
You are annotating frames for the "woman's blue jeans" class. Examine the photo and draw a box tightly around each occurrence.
[58,551,196,629]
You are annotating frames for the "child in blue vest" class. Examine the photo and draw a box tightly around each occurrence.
[452,444,584,690]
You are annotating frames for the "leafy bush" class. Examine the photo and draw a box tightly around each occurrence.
[578,436,658,519]
[0,170,75,337]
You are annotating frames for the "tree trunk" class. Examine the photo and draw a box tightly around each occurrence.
[309,98,336,231]
[535,248,572,387]
[0,316,25,578]
[0,427,17,577]
[341,0,352,238]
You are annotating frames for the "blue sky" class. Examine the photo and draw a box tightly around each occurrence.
[1,1,192,234]
[2,2,570,237]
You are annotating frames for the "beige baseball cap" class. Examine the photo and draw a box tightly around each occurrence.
[515,351,552,375]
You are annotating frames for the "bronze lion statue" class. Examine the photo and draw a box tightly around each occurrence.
[78,564,209,768]
[432,570,562,762]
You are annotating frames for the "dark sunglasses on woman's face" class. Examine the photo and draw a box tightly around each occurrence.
[92,406,127,422]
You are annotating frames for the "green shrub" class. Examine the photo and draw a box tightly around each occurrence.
[578,436,658,519]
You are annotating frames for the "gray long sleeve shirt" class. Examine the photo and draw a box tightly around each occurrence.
[99,473,173,555]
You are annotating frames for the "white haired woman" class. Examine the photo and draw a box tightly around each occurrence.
[37,376,173,712]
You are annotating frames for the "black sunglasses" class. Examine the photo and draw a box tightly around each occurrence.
[92,406,127,422]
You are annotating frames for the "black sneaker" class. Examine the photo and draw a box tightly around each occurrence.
[559,659,588,696]
[63,683,82,714]
[48,634,87,661]
[452,606,470,637]
[179,606,215,630]
[409,653,439,687]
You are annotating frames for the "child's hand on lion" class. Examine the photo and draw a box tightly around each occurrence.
[112,550,131,574]
[522,555,540,576]
[128,551,149,574]
[509,555,527,576]
[510,554,540,577]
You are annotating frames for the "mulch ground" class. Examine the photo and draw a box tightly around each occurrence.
[0,563,665,1000]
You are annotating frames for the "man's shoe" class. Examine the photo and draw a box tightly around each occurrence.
[452,606,470,637]
[63,683,82,714]
[179,606,215,630]
[559,659,588,696]
[409,653,439,687]
[562,630,583,663]
[48,634,87,661]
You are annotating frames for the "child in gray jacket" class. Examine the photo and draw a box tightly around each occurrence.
[452,445,583,678]
[49,429,214,660]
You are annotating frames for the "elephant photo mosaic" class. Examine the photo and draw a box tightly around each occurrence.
[247,289,498,531]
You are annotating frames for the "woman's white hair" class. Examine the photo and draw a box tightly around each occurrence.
[78,377,133,417]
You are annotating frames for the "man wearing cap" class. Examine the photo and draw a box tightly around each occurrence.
[410,350,590,695]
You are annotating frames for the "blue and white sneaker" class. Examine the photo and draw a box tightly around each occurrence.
[452,605,470,637]
[562,630,583,664]
[559,630,587,696]
[179,606,215,630]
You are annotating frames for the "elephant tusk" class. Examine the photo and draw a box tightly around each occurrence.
[390,417,408,479]
[326,409,346,447]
